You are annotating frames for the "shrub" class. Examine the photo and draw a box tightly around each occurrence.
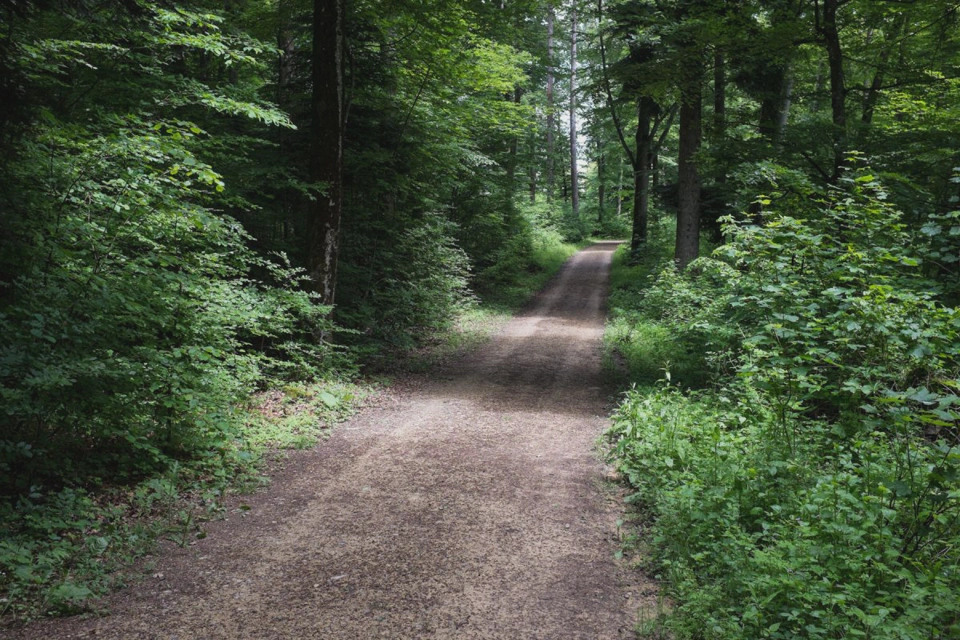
[606,165,960,638]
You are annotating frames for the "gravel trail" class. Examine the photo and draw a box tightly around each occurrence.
[9,241,655,640]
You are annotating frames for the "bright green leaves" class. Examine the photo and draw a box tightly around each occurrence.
[605,167,960,638]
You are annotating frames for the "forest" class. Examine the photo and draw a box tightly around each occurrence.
[1,0,959,637]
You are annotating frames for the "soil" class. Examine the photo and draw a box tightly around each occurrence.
[8,241,658,640]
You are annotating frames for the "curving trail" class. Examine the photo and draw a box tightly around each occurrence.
[10,241,655,640]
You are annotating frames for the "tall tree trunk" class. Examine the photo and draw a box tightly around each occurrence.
[546,4,555,202]
[569,4,579,221]
[308,0,343,306]
[616,154,624,217]
[777,68,794,142]
[506,85,523,207]
[675,78,702,270]
[529,137,537,203]
[821,0,846,182]
[630,98,654,255]
[597,143,605,225]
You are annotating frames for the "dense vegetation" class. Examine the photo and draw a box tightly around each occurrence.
[2,0,959,635]
[595,2,960,637]
[0,0,586,620]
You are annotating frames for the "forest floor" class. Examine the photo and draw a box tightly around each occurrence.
[7,241,657,640]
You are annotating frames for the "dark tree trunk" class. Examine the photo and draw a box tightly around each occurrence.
[777,69,794,142]
[506,85,523,205]
[308,0,343,306]
[616,154,623,217]
[862,15,906,127]
[757,64,791,142]
[546,4,555,202]
[529,143,537,203]
[675,81,702,270]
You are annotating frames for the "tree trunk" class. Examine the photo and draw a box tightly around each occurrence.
[569,4,579,221]
[675,80,702,270]
[777,68,794,142]
[546,4,555,202]
[529,139,537,203]
[615,153,623,217]
[862,14,906,127]
[821,0,846,182]
[308,0,343,306]
[597,145,605,225]
[631,98,653,255]
[506,85,523,205]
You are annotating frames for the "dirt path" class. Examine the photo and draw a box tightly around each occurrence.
[10,241,655,639]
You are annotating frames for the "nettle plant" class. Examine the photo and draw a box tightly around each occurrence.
[609,163,960,638]
[719,165,957,434]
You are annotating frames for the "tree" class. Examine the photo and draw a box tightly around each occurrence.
[547,3,557,201]
[570,0,580,220]
[309,0,344,306]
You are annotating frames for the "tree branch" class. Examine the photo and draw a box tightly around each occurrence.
[596,0,636,167]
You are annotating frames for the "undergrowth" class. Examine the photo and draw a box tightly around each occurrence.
[603,217,716,388]
[475,201,584,311]
[0,378,368,624]
[1,204,580,624]
[605,167,960,639]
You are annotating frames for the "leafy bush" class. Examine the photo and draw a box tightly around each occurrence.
[604,218,723,387]
[337,211,474,350]
[606,166,960,638]
[473,201,581,309]
[609,385,960,639]
[0,6,355,620]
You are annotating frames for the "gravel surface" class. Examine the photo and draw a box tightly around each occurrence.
[8,241,657,640]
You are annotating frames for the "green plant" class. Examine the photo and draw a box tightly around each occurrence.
[606,167,960,639]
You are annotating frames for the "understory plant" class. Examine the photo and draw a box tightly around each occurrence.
[606,164,960,638]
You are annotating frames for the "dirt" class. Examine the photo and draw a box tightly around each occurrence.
[8,241,658,640]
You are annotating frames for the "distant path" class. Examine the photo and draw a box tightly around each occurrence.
[11,241,655,640]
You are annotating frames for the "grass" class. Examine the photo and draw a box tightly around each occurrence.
[477,235,585,312]
[602,217,719,390]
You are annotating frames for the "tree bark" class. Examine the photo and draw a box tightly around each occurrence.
[308,0,343,306]
[777,68,794,142]
[616,153,623,217]
[597,140,605,225]
[630,98,653,255]
[569,3,579,220]
[529,136,537,203]
[546,4,555,202]
[675,79,702,270]
[820,0,846,182]
[861,14,906,127]
[506,85,523,205]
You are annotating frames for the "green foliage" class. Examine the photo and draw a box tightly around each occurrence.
[474,200,582,310]
[606,170,960,638]
[0,0,356,620]
[609,385,960,640]
[338,211,474,353]
[243,381,369,450]
[604,217,719,387]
